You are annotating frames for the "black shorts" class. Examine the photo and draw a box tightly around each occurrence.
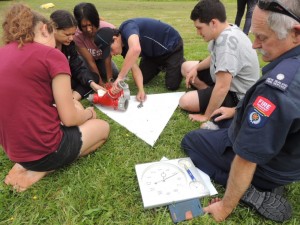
[197,68,215,86]
[140,39,185,90]
[19,126,82,172]
[196,68,239,113]
[197,87,239,114]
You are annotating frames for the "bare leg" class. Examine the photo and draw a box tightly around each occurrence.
[73,99,84,110]
[72,91,82,101]
[179,89,209,122]
[181,61,209,90]
[4,163,50,192]
[179,90,200,112]
[79,119,110,156]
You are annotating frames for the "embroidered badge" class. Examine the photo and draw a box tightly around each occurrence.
[247,107,268,128]
[253,96,276,116]
[247,96,276,128]
[264,57,300,92]
[265,76,288,91]
[249,110,261,123]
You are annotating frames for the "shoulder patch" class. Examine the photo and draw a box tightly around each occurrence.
[247,107,268,128]
[247,96,276,128]
[253,96,276,116]
[265,58,300,91]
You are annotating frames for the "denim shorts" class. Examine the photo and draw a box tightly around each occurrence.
[19,126,82,172]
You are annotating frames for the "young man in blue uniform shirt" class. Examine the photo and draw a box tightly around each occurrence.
[181,0,300,222]
[94,18,185,102]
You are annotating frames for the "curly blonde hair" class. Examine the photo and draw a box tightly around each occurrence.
[2,3,54,47]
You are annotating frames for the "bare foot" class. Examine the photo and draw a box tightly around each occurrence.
[4,163,50,192]
[188,114,208,122]
[208,197,222,205]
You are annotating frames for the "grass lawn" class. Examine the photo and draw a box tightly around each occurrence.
[0,0,299,224]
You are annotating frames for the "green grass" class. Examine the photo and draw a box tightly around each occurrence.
[0,0,299,224]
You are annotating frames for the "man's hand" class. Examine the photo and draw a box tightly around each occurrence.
[110,77,123,94]
[211,107,236,122]
[205,156,256,222]
[203,198,233,222]
[185,67,198,88]
[136,89,146,102]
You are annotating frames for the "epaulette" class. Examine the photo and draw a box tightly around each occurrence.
[265,57,300,92]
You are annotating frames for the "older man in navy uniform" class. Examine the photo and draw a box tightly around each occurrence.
[182,0,300,222]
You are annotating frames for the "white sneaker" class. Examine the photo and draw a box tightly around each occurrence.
[201,121,219,130]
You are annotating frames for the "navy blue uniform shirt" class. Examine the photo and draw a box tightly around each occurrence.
[119,18,181,58]
[228,46,300,185]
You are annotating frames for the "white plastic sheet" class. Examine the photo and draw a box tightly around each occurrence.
[94,92,185,146]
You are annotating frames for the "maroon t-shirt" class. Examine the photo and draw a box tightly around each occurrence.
[74,20,115,60]
[0,42,71,162]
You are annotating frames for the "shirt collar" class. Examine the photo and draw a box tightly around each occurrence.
[262,45,300,74]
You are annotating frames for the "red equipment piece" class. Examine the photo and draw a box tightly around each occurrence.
[88,81,130,111]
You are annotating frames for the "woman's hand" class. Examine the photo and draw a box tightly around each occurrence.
[90,81,107,92]
[85,107,96,120]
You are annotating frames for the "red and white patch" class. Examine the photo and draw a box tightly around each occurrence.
[253,96,276,117]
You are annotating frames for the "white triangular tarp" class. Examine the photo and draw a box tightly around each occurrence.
[94,92,185,146]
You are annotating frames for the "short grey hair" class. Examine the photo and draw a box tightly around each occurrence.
[263,0,300,39]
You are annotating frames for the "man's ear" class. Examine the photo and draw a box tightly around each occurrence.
[210,19,218,26]
[209,19,219,30]
[294,25,300,34]
[113,35,122,45]
[292,25,300,43]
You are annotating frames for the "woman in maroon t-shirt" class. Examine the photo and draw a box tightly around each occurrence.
[0,4,110,192]
[73,2,119,86]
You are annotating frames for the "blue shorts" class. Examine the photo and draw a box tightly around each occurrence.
[181,128,282,190]
[19,126,82,172]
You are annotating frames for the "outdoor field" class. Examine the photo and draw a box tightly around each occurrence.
[0,0,299,224]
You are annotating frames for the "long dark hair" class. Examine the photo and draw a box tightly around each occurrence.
[50,10,77,30]
[73,2,100,30]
